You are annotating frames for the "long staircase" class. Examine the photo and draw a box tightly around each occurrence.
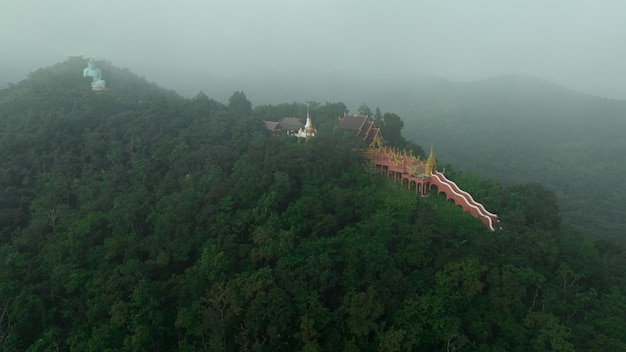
[429,171,499,231]
[338,114,499,231]
[366,146,499,231]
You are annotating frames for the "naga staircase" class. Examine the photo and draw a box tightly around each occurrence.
[366,145,499,231]
[338,113,499,231]
[429,171,499,231]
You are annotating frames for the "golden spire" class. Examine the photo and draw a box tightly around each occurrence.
[424,144,437,177]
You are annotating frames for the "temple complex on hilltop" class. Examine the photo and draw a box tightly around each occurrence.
[264,109,316,140]
[339,114,500,231]
[338,114,384,148]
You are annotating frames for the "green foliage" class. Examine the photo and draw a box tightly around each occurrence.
[380,113,404,145]
[0,59,624,351]
[358,103,373,117]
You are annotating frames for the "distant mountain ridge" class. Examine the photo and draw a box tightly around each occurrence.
[393,75,626,241]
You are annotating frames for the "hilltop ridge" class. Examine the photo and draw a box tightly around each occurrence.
[0,59,624,351]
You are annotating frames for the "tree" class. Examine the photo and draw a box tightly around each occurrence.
[381,113,404,146]
[357,104,373,117]
[524,312,575,351]
[374,107,383,127]
[228,91,252,117]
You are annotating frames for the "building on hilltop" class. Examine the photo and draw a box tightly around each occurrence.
[263,118,300,136]
[263,120,282,136]
[264,109,316,140]
[277,117,304,136]
[338,114,383,148]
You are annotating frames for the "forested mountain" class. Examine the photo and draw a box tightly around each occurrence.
[0,58,625,351]
[135,69,626,242]
[170,71,626,242]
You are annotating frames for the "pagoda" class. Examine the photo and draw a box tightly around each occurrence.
[295,109,316,140]
[263,109,316,140]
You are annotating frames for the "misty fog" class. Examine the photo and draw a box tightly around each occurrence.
[2,0,625,102]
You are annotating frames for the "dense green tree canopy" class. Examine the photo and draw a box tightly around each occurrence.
[0,58,624,351]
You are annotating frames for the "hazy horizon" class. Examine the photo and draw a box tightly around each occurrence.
[3,1,625,100]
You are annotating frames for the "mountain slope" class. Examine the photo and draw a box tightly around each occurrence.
[0,60,625,351]
[155,70,626,241]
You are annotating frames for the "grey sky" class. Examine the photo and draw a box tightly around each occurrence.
[3,0,625,99]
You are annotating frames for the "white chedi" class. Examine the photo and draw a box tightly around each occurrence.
[295,110,316,139]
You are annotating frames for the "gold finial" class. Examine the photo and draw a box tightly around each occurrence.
[424,144,437,177]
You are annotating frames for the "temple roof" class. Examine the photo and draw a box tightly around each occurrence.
[278,117,304,131]
[339,114,368,131]
[364,127,381,146]
[358,120,373,139]
[263,120,281,131]
[339,114,383,147]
